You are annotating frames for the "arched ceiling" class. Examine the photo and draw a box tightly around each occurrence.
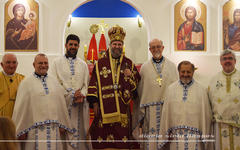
[72,0,141,18]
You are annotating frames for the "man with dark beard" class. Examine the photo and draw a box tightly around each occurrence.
[50,34,90,150]
[87,25,141,149]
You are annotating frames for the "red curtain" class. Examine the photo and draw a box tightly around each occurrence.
[87,34,98,61]
[98,33,107,52]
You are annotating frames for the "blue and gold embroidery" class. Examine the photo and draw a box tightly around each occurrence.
[232,114,240,124]
[216,80,223,89]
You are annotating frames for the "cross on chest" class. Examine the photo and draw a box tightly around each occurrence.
[100,67,111,78]
[156,77,162,86]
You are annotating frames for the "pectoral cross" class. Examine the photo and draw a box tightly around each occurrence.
[156,77,162,86]
[100,67,111,78]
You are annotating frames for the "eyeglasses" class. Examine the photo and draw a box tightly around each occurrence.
[150,45,163,49]
[221,57,234,61]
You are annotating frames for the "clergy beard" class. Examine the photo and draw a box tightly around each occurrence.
[66,48,78,58]
[154,52,161,60]
[111,48,122,59]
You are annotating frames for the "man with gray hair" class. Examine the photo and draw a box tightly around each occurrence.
[0,53,24,117]
[208,49,240,149]
[12,53,75,150]
[137,39,178,149]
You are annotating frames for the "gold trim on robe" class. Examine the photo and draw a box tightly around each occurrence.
[88,50,140,124]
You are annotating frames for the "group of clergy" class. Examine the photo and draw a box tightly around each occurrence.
[0,25,240,150]
[138,39,240,150]
[1,34,89,150]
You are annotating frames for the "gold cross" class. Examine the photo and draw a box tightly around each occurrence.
[97,136,103,143]
[106,134,114,142]
[233,99,239,104]
[156,77,162,86]
[217,98,222,104]
[100,67,111,78]
[122,136,128,143]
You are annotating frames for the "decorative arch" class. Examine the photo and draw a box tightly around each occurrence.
[62,0,150,64]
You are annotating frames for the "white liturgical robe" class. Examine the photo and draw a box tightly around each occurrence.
[51,56,89,150]
[12,73,75,150]
[137,57,178,150]
[159,80,212,150]
[208,69,240,150]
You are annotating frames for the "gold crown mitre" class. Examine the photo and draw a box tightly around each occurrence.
[108,25,126,42]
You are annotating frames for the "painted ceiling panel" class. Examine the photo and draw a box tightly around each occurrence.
[72,0,141,18]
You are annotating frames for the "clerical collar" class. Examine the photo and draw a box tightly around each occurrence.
[34,72,48,79]
[2,71,15,77]
[65,54,76,60]
[179,79,194,102]
[33,72,49,95]
[179,79,194,87]
[152,56,164,64]
[222,68,236,76]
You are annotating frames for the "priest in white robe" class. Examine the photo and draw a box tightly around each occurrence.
[12,53,75,150]
[50,34,89,150]
[208,49,240,150]
[159,61,212,150]
[137,39,178,149]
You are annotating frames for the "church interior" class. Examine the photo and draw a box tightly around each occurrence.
[0,0,240,87]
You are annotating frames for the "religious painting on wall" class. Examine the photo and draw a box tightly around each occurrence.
[4,0,38,51]
[174,0,206,51]
[223,0,240,51]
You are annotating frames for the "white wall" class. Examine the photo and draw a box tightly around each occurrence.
[0,0,237,87]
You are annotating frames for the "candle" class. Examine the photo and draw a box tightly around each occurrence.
[84,44,87,53]
[92,49,94,62]
[84,44,87,61]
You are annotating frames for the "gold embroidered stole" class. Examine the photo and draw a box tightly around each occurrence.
[95,51,126,124]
